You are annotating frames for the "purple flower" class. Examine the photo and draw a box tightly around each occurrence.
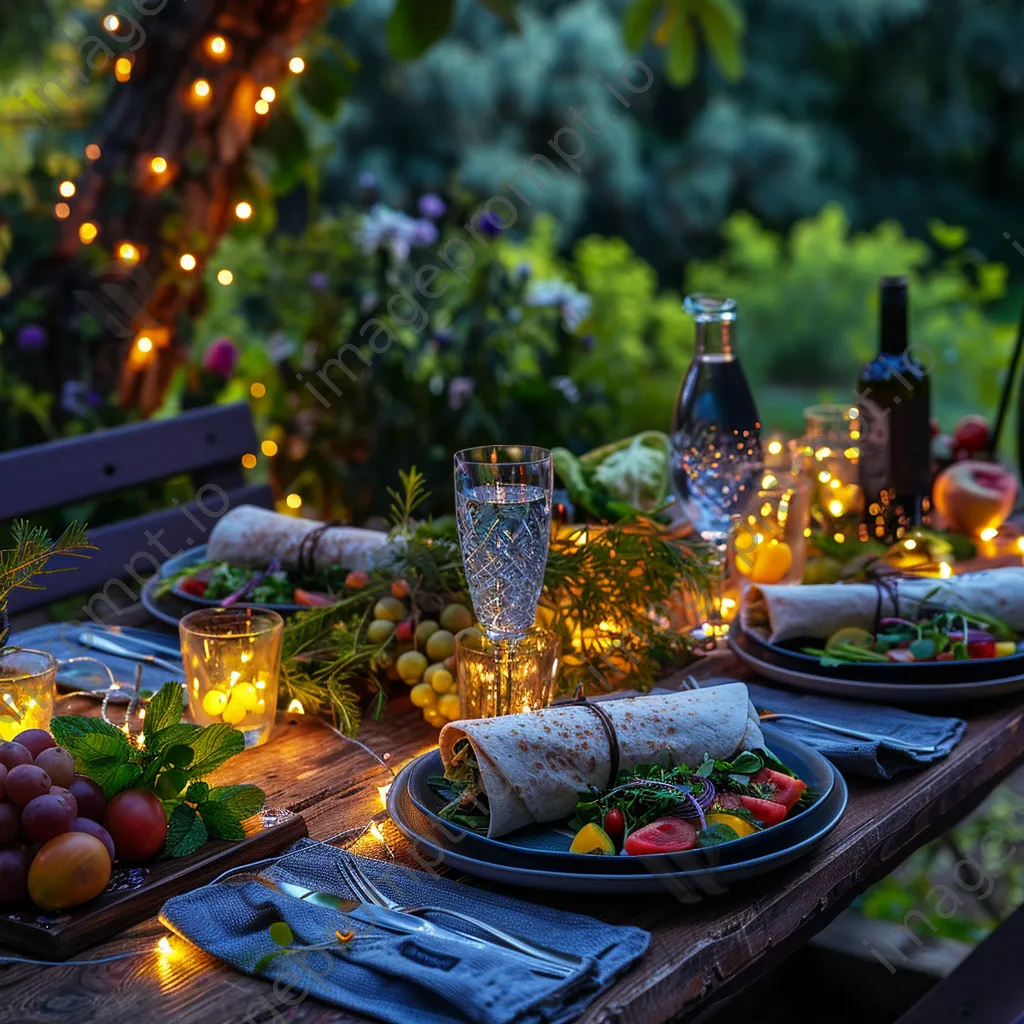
[61,381,88,415]
[358,171,376,189]
[308,271,329,291]
[417,193,447,219]
[16,323,47,353]
[410,219,439,248]
[433,329,454,349]
[478,211,503,237]
[516,262,532,281]
[87,390,102,408]
[580,333,596,353]
[202,337,239,380]
[448,376,475,411]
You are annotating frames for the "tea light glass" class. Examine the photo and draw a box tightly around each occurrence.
[454,628,560,719]
[730,480,811,587]
[179,608,283,748]
[0,649,56,742]
[795,403,863,541]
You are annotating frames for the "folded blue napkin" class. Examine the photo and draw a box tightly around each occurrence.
[160,842,649,1024]
[701,677,966,780]
[9,623,181,696]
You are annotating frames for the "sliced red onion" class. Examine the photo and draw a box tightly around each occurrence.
[604,777,716,831]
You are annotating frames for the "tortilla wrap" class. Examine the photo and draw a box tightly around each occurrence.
[439,682,764,838]
[207,505,391,573]
[742,568,1024,645]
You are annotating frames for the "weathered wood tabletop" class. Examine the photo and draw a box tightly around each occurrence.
[3,642,1024,1024]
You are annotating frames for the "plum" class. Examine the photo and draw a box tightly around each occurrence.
[103,790,167,861]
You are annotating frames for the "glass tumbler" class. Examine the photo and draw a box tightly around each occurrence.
[454,628,560,719]
[0,649,56,742]
[180,608,283,748]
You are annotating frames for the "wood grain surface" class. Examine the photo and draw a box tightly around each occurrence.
[2,653,1023,1024]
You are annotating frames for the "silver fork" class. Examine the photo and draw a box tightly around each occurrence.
[336,855,585,976]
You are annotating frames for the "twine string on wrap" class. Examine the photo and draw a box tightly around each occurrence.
[297,520,343,577]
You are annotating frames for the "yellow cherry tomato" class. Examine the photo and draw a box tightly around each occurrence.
[222,700,247,726]
[994,641,1017,658]
[430,668,455,694]
[704,812,757,838]
[409,682,437,709]
[437,693,461,720]
[201,689,228,717]
[751,541,793,584]
[232,682,259,711]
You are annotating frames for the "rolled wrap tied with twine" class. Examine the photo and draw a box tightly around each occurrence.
[438,682,764,839]
[207,505,391,574]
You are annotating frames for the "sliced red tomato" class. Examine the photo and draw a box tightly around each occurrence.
[294,588,336,607]
[751,768,807,812]
[178,576,209,597]
[739,795,787,826]
[623,816,697,856]
[967,639,996,659]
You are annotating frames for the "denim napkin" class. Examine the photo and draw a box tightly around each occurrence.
[160,842,649,1024]
[698,675,966,780]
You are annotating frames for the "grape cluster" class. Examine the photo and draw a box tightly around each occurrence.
[368,587,480,729]
[0,728,112,907]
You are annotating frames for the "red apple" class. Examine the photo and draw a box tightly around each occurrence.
[933,460,1017,535]
[953,415,991,455]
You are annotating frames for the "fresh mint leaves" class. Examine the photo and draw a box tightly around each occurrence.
[51,681,266,858]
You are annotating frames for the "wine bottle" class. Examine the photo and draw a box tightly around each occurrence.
[857,276,932,543]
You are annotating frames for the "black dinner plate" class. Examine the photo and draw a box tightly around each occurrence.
[404,724,836,875]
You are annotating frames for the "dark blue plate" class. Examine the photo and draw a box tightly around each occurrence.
[404,724,835,875]
[387,757,848,894]
[739,621,1024,684]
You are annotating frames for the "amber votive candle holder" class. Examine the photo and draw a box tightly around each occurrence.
[454,628,560,719]
[179,608,283,748]
[0,649,56,742]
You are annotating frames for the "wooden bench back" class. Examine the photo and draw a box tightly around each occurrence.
[1,403,273,612]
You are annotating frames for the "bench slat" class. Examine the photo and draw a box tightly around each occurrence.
[8,483,272,613]
[0,404,260,519]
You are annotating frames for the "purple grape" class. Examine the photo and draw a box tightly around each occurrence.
[22,794,74,843]
[0,743,32,772]
[35,748,74,788]
[0,803,20,844]
[0,845,30,904]
[13,729,55,759]
[69,777,107,822]
[70,818,115,862]
[5,764,52,807]
[50,787,78,819]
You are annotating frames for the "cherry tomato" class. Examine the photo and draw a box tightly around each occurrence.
[178,576,209,598]
[739,796,787,827]
[751,768,807,812]
[623,816,697,856]
[967,639,996,659]
[293,588,336,607]
[603,808,625,848]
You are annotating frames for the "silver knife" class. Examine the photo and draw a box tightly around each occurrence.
[75,631,184,675]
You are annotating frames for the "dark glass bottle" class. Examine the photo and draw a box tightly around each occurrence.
[857,277,932,543]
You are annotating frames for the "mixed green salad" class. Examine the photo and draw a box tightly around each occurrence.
[157,560,351,607]
[805,605,1021,667]
[430,741,815,856]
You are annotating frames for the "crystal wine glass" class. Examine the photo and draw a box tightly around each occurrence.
[455,446,554,713]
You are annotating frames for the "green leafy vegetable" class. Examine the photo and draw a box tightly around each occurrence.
[51,682,265,857]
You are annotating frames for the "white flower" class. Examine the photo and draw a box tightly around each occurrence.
[524,278,592,331]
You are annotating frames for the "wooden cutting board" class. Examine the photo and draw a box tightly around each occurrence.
[0,808,307,960]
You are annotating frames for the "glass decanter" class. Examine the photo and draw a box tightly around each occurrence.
[671,295,762,542]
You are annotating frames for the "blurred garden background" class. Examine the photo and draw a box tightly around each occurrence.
[3,0,1024,995]
[3,0,1024,525]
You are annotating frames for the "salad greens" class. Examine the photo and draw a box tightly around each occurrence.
[157,559,350,605]
[553,431,672,521]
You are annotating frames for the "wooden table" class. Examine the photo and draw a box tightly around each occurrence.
[3,649,1024,1024]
